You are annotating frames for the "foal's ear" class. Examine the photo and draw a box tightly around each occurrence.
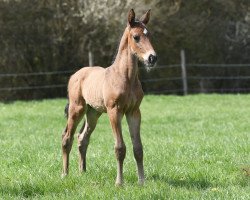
[128,9,135,26]
[140,9,151,25]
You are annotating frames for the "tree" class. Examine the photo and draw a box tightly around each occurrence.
[0,0,250,100]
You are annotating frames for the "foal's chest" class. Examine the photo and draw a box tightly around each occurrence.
[118,85,143,112]
[103,71,144,112]
[126,91,142,108]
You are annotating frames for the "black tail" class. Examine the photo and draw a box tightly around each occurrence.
[64,103,69,119]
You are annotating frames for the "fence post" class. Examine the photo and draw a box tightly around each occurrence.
[181,49,188,95]
[88,50,93,67]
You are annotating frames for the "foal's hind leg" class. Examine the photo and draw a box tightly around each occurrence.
[126,109,144,185]
[62,100,85,177]
[78,106,101,172]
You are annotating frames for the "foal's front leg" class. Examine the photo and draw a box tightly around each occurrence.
[126,109,145,185]
[107,107,126,186]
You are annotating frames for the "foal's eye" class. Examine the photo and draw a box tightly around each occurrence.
[133,35,140,42]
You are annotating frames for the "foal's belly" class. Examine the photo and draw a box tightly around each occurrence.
[81,68,107,113]
[85,93,106,113]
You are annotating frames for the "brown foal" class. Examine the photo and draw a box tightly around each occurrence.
[61,9,157,186]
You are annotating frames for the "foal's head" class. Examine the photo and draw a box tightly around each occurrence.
[127,9,157,70]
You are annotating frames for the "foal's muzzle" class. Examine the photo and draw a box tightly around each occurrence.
[142,52,157,70]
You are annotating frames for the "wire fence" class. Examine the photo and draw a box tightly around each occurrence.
[0,63,250,96]
[0,70,74,78]
[0,84,67,91]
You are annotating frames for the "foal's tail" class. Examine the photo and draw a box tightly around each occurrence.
[64,102,69,119]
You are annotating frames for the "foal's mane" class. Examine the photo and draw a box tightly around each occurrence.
[111,20,142,64]
[111,31,124,64]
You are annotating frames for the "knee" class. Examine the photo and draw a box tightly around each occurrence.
[62,136,73,151]
[133,145,143,161]
[115,143,126,160]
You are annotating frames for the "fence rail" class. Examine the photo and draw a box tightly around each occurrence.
[187,63,250,67]
[0,84,67,91]
[0,70,75,77]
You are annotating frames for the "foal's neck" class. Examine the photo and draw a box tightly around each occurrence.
[112,27,138,82]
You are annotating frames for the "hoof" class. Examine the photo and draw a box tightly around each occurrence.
[115,181,123,187]
[79,169,86,173]
[138,179,145,186]
[61,173,68,179]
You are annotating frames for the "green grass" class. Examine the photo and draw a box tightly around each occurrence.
[0,95,249,199]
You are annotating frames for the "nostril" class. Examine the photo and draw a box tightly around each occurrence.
[149,54,157,64]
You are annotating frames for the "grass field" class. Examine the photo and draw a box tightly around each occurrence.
[0,95,249,199]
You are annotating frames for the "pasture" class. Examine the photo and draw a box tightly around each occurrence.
[0,95,249,199]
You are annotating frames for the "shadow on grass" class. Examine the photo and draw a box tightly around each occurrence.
[150,174,212,189]
[0,184,45,198]
[0,179,65,198]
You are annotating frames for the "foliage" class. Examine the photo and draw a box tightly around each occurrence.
[0,95,249,199]
[0,0,250,100]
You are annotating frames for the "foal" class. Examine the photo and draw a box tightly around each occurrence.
[61,9,157,186]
